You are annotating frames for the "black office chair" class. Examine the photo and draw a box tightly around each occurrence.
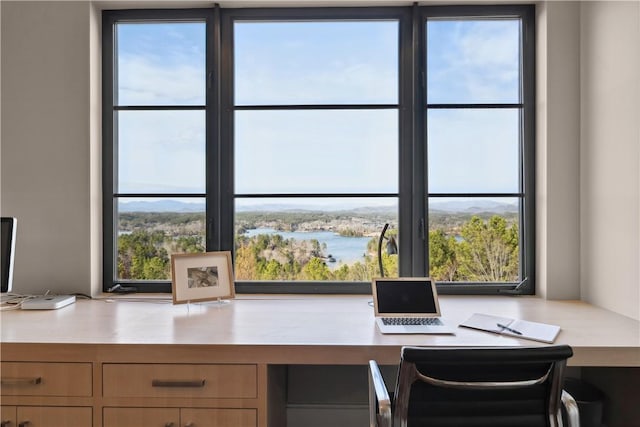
[369,345,580,427]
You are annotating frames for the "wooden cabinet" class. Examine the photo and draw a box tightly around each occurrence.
[1,406,16,427]
[101,364,260,427]
[1,353,279,427]
[103,407,256,427]
[103,407,178,427]
[1,362,92,397]
[1,362,92,427]
[102,363,257,399]
[16,407,91,427]
[1,406,91,427]
[181,408,256,427]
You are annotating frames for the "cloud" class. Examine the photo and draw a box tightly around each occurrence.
[427,109,520,193]
[118,111,205,193]
[234,21,398,105]
[235,110,398,194]
[118,54,205,105]
[427,19,520,103]
[116,22,206,105]
[114,19,522,198]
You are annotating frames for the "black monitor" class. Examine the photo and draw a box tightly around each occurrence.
[1,217,17,293]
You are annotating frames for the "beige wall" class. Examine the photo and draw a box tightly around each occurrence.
[90,3,103,297]
[580,1,640,321]
[1,1,93,295]
[536,1,582,300]
[1,1,639,321]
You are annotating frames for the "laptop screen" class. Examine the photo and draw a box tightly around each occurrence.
[373,278,440,315]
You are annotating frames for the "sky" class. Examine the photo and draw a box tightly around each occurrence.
[115,17,521,208]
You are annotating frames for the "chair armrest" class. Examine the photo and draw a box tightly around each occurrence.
[368,360,391,427]
[561,390,580,427]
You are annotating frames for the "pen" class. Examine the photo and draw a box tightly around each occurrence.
[497,323,522,335]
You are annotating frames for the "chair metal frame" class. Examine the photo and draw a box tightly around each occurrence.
[369,346,580,427]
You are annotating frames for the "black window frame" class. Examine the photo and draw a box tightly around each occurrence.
[102,4,535,295]
[221,6,412,294]
[102,8,219,293]
[417,5,536,295]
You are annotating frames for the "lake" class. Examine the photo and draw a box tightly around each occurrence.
[243,228,373,267]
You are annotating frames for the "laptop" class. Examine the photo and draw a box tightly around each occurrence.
[372,277,455,334]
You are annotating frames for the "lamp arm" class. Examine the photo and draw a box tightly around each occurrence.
[378,223,389,278]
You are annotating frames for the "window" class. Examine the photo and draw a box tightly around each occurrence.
[103,5,535,294]
[422,6,535,292]
[228,11,405,290]
[103,9,212,292]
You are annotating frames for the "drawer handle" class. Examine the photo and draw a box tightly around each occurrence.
[19,422,31,427]
[2,421,13,427]
[151,379,206,388]
[1,377,42,386]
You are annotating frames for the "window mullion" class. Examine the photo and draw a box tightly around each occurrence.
[208,4,223,252]
[410,4,428,277]
[218,6,235,255]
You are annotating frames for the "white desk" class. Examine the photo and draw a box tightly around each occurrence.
[2,295,639,366]
[1,295,639,427]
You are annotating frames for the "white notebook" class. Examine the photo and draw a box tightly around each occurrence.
[459,313,561,344]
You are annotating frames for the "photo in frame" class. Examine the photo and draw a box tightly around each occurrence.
[171,251,235,304]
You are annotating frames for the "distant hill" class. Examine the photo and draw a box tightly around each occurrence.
[119,200,205,213]
[429,199,518,214]
[119,199,518,214]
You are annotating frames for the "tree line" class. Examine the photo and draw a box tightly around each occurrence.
[117,214,518,283]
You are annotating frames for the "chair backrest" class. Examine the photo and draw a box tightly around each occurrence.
[393,345,573,427]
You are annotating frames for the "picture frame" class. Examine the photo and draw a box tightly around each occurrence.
[171,251,235,304]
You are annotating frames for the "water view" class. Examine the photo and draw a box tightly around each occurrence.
[116,199,519,283]
[243,227,372,267]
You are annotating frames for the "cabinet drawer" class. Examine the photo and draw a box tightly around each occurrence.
[182,408,257,427]
[103,364,257,399]
[103,407,179,427]
[1,362,92,397]
[17,406,92,427]
[103,407,256,427]
[1,405,16,425]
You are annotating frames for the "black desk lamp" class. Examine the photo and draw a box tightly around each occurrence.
[377,223,398,277]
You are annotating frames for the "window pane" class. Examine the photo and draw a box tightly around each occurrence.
[234,21,398,105]
[117,198,206,281]
[427,19,521,104]
[427,109,519,193]
[118,111,205,193]
[116,22,206,106]
[235,110,398,194]
[235,198,398,281]
[429,197,519,283]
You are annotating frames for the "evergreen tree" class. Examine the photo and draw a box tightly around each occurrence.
[302,257,331,280]
[429,229,458,281]
[118,230,169,280]
[456,215,518,282]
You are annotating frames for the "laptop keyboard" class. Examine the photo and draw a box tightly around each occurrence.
[382,317,443,326]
